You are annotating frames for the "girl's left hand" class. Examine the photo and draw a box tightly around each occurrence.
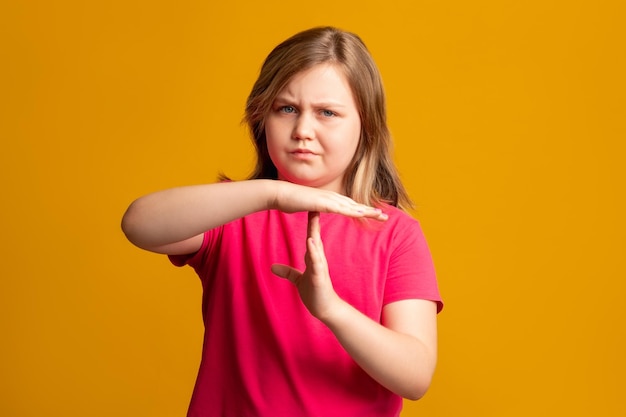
[272,212,438,400]
[271,211,343,320]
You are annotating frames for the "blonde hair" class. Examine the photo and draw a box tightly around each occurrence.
[244,26,412,210]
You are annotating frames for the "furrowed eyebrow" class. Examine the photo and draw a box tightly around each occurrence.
[313,102,347,108]
[273,95,347,108]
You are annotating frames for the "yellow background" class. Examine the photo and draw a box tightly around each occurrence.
[2,1,624,416]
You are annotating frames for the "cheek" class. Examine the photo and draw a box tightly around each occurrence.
[340,121,361,154]
[264,120,274,142]
[265,118,288,145]
[264,124,283,166]
[264,123,278,151]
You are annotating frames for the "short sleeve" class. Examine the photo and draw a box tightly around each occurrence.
[167,228,215,270]
[383,219,443,312]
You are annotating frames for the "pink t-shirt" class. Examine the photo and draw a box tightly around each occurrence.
[170,207,442,417]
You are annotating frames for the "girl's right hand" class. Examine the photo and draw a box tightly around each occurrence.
[270,181,388,221]
[122,179,388,255]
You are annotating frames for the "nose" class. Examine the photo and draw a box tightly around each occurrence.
[292,113,314,141]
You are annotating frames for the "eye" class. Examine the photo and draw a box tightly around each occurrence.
[280,105,296,114]
[321,109,336,117]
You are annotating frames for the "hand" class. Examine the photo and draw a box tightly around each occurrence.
[270,181,388,221]
[271,211,344,321]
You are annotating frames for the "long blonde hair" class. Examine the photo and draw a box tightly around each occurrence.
[244,26,412,210]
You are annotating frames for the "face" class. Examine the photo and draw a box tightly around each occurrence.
[264,63,361,194]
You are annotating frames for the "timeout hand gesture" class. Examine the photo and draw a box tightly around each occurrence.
[271,181,388,221]
[271,212,343,321]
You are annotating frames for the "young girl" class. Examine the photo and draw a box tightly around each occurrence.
[122,26,443,417]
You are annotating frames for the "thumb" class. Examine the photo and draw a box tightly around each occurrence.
[271,264,302,283]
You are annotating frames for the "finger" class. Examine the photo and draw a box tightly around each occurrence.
[309,235,328,273]
[306,212,327,271]
[307,211,321,242]
[329,198,388,221]
[351,205,388,220]
[364,208,389,221]
[355,204,387,219]
[305,229,331,279]
[306,236,319,260]
[271,264,302,283]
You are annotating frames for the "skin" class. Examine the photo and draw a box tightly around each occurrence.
[265,63,361,193]
[121,63,438,400]
[272,211,437,400]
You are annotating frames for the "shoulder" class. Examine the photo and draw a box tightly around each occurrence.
[375,205,433,264]
[377,204,424,239]
[382,204,418,225]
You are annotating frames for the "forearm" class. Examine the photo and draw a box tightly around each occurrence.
[321,301,437,400]
[121,179,276,249]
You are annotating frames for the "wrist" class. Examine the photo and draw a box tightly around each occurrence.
[262,179,281,211]
[317,296,351,329]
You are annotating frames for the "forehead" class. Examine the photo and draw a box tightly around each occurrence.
[277,63,355,103]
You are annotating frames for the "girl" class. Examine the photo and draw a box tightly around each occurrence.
[122,26,443,417]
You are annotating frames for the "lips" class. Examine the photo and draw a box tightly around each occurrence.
[289,148,317,160]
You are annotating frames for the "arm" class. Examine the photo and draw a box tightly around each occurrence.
[272,212,438,399]
[121,180,275,254]
[324,298,437,400]
[121,180,388,254]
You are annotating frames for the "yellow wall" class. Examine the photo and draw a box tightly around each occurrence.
[2,1,624,416]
